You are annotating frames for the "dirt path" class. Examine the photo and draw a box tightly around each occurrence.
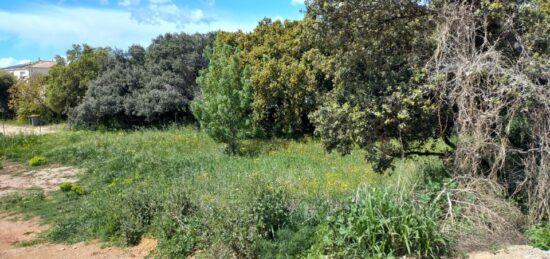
[468,245,550,259]
[0,124,62,136]
[0,213,156,259]
[0,161,157,258]
[0,161,79,197]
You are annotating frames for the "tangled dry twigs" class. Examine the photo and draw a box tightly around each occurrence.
[427,3,550,222]
[444,176,527,251]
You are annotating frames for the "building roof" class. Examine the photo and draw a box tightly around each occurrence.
[1,62,32,70]
[30,61,57,68]
[1,60,57,70]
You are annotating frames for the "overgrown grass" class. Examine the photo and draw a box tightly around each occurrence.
[0,126,450,257]
[527,223,550,250]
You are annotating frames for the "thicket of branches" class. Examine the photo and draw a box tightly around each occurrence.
[426,2,549,221]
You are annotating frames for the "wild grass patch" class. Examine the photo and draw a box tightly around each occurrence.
[0,127,453,257]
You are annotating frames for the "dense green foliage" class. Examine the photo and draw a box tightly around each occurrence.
[0,71,16,116]
[527,223,550,250]
[45,44,109,115]
[70,33,213,128]
[8,74,53,122]
[306,0,445,171]
[0,0,548,256]
[219,19,329,136]
[192,41,253,154]
[0,127,449,257]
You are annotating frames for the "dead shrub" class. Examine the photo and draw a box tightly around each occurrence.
[427,2,550,223]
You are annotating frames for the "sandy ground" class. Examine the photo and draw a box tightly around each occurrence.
[0,161,157,258]
[0,161,79,197]
[0,124,62,136]
[468,245,550,259]
[0,213,157,259]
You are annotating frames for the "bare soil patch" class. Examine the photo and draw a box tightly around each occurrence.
[468,245,550,259]
[0,213,156,259]
[0,161,79,197]
[0,161,156,258]
[0,213,47,251]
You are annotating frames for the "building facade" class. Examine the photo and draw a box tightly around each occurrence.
[1,60,57,80]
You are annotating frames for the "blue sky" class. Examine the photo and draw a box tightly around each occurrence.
[0,0,305,68]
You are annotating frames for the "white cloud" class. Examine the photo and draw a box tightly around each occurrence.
[118,0,140,7]
[99,0,109,5]
[0,5,255,55]
[291,0,304,5]
[0,57,32,68]
[128,0,213,27]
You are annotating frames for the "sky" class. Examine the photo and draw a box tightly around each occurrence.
[0,0,306,68]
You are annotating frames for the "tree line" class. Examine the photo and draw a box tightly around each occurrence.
[1,0,548,220]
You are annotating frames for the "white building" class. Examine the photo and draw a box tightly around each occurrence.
[1,60,57,80]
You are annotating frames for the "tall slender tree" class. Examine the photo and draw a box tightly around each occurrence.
[192,40,253,154]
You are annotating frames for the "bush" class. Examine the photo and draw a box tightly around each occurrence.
[45,44,109,115]
[201,187,294,258]
[28,156,48,166]
[155,188,200,258]
[115,188,161,246]
[59,182,87,196]
[250,188,291,239]
[70,33,213,128]
[59,182,73,192]
[0,71,16,117]
[527,223,550,250]
[8,75,54,123]
[310,187,450,258]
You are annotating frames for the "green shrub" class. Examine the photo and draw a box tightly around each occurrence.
[59,182,73,192]
[28,156,48,166]
[205,187,294,258]
[155,188,201,258]
[59,182,87,196]
[70,185,87,196]
[310,187,450,258]
[527,223,550,250]
[250,188,291,239]
[117,188,161,246]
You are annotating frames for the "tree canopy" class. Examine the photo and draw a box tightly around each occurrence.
[217,19,330,137]
[8,74,52,122]
[0,71,16,116]
[70,33,214,128]
[45,44,110,115]
[191,40,253,154]
[306,0,441,170]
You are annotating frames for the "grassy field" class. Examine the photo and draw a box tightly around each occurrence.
[0,126,448,258]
